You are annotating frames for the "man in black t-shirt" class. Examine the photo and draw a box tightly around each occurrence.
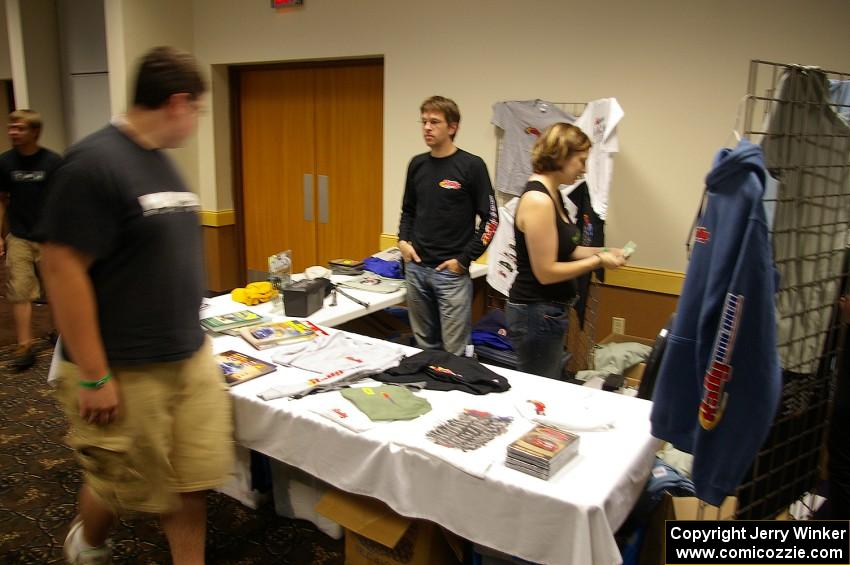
[398,96,498,355]
[40,47,233,565]
[0,109,61,370]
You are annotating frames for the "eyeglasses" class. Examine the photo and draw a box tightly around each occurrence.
[419,119,445,127]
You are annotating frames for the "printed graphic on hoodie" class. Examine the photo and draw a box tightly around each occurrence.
[699,293,743,430]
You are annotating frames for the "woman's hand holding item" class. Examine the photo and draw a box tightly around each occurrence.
[596,249,627,270]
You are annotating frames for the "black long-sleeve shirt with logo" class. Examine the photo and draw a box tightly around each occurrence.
[398,149,498,269]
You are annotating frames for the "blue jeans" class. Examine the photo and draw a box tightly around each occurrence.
[505,301,569,380]
[404,261,472,356]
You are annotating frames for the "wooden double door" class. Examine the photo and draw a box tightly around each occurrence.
[237,59,383,276]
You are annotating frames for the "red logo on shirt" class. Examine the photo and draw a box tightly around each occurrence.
[694,226,711,244]
[439,179,461,190]
[525,127,541,136]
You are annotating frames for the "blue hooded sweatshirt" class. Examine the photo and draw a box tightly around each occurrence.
[650,140,781,505]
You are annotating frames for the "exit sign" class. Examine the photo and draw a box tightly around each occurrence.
[272,0,303,7]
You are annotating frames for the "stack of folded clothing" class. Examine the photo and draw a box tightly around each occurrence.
[363,247,403,279]
[471,309,520,370]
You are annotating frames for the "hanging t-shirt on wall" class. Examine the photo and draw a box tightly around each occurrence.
[491,100,575,196]
[571,98,624,220]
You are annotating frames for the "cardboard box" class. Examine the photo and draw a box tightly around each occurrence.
[315,489,463,565]
[639,494,737,565]
[596,333,656,388]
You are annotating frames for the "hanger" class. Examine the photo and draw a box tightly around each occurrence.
[723,94,749,147]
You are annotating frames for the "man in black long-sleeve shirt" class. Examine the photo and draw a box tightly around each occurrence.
[398,96,498,355]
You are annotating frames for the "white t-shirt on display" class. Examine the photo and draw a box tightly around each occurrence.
[486,197,519,297]
[572,98,624,220]
[491,100,575,196]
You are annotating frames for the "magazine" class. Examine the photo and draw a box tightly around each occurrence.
[214,350,277,386]
[239,319,321,350]
[200,310,267,333]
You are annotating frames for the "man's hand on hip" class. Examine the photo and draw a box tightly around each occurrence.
[399,240,421,263]
[435,258,466,274]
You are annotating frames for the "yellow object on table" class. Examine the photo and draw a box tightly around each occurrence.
[231,281,279,305]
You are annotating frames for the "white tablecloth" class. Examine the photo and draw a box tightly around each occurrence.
[217,327,658,565]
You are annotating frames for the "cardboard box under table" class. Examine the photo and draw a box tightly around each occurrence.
[639,494,737,565]
[596,333,656,389]
[316,489,463,565]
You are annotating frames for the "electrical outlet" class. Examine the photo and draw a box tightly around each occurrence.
[612,317,626,335]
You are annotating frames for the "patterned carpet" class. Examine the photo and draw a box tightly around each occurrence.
[0,338,345,564]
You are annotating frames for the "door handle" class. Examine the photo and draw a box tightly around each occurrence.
[318,175,329,224]
[303,173,313,221]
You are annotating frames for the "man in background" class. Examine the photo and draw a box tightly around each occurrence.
[0,109,61,370]
[40,46,233,565]
[398,95,498,356]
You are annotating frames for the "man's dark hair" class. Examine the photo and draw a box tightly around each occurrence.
[420,95,460,140]
[132,46,206,109]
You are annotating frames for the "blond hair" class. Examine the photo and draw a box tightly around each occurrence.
[531,123,591,174]
[9,109,42,132]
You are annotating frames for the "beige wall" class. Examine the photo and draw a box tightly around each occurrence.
[189,0,850,273]
[0,3,11,80]
[92,0,850,274]
[18,0,66,152]
[104,0,198,193]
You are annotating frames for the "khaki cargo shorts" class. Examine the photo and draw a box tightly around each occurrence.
[54,340,235,514]
[4,234,41,303]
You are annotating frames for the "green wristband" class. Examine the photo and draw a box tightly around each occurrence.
[79,372,112,389]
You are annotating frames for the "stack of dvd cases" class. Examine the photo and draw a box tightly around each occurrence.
[506,424,580,479]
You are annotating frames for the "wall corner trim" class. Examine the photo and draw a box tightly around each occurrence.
[200,209,236,227]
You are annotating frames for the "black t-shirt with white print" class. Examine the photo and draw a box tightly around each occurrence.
[0,147,62,241]
[41,124,205,365]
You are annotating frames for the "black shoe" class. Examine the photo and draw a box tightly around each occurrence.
[11,345,36,371]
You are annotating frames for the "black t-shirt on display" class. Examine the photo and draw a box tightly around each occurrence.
[0,147,62,241]
[509,180,579,304]
[41,124,205,365]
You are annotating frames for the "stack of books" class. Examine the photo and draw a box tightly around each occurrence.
[328,258,365,275]
[200,310,268,334]
[239,319,321,350]
[505,424,580,480]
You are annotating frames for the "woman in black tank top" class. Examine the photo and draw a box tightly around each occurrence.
[506,123,627,379]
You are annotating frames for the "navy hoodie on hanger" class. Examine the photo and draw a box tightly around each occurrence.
[650,140,781,505]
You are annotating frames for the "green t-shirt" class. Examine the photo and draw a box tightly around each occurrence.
[341,385,431,421]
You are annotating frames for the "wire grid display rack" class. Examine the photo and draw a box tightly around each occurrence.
[490,101,601,373]
[732,60,850,519]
